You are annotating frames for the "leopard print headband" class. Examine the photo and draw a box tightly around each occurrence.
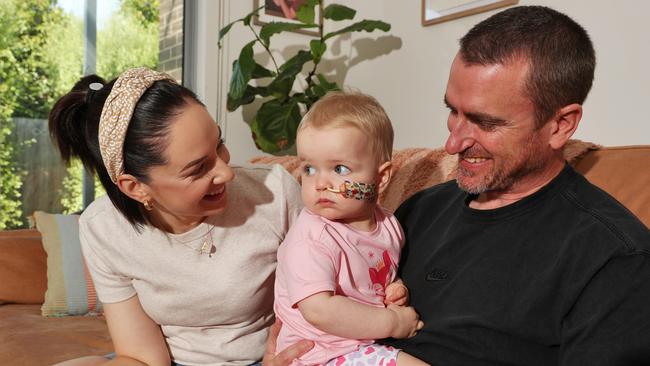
[98,67,174,183]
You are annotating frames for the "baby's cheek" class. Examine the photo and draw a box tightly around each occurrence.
[300,184,313,203]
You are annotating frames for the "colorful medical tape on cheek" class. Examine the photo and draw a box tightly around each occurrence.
[326,180,377,200]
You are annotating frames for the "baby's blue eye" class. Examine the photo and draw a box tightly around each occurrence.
[304,165,316,176]
[334,165,351,175]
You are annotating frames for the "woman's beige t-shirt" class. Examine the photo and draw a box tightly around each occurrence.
[79,164,303,365]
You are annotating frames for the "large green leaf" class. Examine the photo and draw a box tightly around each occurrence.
[317,74,339,92]
[259,22,318,47]
[295,0,319,24]
[323,4,356,21]
[251,98,302,153]
[267,50,313,99]
[227,85,267,112]
[290,92,309,105]
[323,20,391,41]
[252,63,275,79]
[218,22,236,48]
[267,78,294,101]
[309,40,326,64]
[278,50,313,74]
[228,41,256,101]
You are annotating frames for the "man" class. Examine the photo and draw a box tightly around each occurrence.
[384,5,650,366]
[265,5,650,365]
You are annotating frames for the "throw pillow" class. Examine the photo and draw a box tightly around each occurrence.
[0,229,47,304]
[32,211,102,316]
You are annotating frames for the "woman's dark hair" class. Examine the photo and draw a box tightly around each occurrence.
[459,6,596,128]
[49,73,203,228]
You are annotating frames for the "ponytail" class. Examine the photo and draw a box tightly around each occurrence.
[48,75,110,174]
[48,72,202,229]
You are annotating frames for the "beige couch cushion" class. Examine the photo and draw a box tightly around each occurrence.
[573,146,650,228]
[0,229,47,304]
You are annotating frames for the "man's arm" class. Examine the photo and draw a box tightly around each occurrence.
[561,253,650,365]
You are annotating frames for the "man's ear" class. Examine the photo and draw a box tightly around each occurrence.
[116,173,151,204]
[548,103,582,150]
[377,161,393,194]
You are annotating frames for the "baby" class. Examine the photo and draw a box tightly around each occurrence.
[274,91,426,365]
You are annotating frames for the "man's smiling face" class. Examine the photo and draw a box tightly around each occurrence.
[443,54,555,196]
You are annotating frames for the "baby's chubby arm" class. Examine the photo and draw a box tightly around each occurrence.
[297,291,423,339]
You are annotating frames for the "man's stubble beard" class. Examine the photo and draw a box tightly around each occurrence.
[456,132,550,195]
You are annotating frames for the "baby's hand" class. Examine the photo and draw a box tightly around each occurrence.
[387,304,423,339]
[384,281,409,306]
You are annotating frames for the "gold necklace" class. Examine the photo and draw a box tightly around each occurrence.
[173,224,216,257]
[199,234,215,257]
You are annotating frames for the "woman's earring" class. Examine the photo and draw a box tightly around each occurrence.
[143,200,153,211]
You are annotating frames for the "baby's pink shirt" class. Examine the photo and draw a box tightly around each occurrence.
[274,206,404,365]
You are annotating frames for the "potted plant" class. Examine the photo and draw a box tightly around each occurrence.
[219,0,390,153]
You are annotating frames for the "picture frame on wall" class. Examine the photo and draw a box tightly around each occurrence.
[253,0,321,36]
[422,0,518,26]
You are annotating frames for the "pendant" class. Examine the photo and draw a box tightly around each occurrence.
[199,241,213,257]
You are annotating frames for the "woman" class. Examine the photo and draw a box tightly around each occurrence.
[49,67,308,366]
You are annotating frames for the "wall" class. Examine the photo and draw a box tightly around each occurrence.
[194,1,650,164]
[159,0,184,82]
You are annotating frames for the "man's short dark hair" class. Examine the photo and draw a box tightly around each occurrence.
[460,6,596,127]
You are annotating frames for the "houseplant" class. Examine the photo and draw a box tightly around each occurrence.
[218,0,390,153]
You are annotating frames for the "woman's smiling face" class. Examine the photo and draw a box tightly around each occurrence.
[143,100,234,233]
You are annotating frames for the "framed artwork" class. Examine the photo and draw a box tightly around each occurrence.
[422,0,518,26]
[253,0,321,36]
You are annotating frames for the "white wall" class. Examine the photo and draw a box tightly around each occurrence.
[195,1,650,164]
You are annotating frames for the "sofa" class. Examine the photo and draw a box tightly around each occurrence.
[1,141,648,365]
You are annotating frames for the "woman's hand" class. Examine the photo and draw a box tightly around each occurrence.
[384,280,409,306]
[262,320,314,366]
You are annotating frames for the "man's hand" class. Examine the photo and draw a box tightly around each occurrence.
[262,319,314,366]
[387,304,424,339]
[385,280,409,306]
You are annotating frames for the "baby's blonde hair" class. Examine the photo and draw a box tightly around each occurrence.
[298,90,394,163]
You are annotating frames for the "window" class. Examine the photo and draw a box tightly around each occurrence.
[0,0,185,229]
